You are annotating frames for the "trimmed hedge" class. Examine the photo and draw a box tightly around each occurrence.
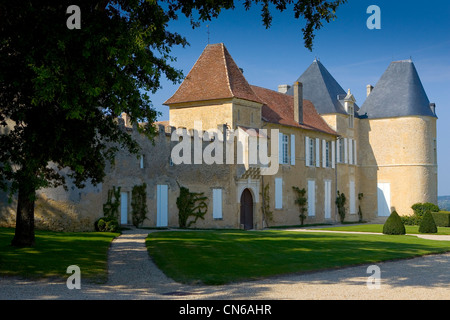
[419,211,437,233]
[383,211,406,235]
[411,202,439,218]
[95,216,120,232]
[431,211,450,227]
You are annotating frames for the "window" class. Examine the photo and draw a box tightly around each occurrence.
[275,178,283,209]
[348,105,354,128]
[309,137,315,166]
[282,134,289,164]
[305,136,316,167]
[279,133,289,164]
[322,141,331,168]
[433,139,437,165]
[337,139,344,163]
[213,189,223,219]
[353,139,357,165]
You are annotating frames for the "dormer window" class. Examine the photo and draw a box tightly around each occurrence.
[344,89,355,129]
[348,105,354,128]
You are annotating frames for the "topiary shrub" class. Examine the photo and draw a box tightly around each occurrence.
[383,211,406,235]
[95,216,120,232]
[419,211,438,233]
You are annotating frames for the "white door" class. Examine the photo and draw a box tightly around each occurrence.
[377,183,391,217]
[157,185,168,227]
[324,180,331,219]
[120,192,128,224]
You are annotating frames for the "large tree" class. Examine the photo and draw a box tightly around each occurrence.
[0,0,346,246]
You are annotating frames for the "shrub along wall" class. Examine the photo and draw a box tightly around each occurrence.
[432,211,450,227]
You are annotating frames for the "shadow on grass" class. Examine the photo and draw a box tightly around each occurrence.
[146,230,450,287]
[0,227,118,282]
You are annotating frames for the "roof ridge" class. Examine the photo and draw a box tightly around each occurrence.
[221,43,234,97]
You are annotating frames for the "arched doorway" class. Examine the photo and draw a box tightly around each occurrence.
[240,188,253,230]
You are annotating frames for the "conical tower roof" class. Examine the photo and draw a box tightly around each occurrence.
[358,60,435,119]
[164,43,262,105]
[286,59,355,115]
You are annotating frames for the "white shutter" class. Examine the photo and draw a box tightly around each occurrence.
[324,180,331,219]
[349,180,356,214]
[290,134,295,165]
[213,189,223,219]
[308,180,315,216]
[157,185,168,227]
[344,138,348,164]
[349,139,353,165]
[336,139,341,163]
[322,140,326,168]
[140,155,144,169]
[305,136,310,167]
[279,133,283,164]
[353,139,357,165]
[315,138,320,167]
[331,141,336,169]
[275,178,283,209]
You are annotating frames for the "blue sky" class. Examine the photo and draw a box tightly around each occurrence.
[151,0,450,195]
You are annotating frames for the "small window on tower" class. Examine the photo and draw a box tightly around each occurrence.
[348,105,354,128]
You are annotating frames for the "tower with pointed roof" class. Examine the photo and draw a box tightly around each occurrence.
[164,43,264,131]
[358,60,438,217]
[283,58,437,219]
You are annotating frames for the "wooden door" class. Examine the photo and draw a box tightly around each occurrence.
[240,189,253,230]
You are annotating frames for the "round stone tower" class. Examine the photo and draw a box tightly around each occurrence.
[357,60,437,218]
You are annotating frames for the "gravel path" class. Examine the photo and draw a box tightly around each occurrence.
[0,227,449,300]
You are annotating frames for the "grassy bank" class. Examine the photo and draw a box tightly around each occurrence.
[146,229,450,285]
[0,228,119,282]
[315,224,450,235]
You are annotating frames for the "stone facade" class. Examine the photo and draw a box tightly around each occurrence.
[0,44,438,231]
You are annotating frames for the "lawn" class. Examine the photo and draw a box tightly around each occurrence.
[146,230,450,285]
[315,224,450,235]
[0,228,119,282]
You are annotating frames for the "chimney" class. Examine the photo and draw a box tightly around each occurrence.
[366,84,374,97]
[278,84,291,94]
[430,103,436,116]
[293,82,303,124]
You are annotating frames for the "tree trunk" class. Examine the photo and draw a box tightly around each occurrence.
[11,183,36,247]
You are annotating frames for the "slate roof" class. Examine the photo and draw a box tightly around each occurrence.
[251,85,337,135]
[164,43,262,105]
[358,60,436,119]
[286,59,358,115]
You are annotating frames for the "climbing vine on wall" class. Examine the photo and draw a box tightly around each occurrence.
[292,186,307,226]
[260,183,273,227]
[336,191,347,223]
[131,183,148,227]
[103,186,121,219]
[176,185,208,228]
